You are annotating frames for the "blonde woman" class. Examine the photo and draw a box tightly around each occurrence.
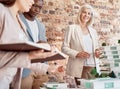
[62,4,101,86]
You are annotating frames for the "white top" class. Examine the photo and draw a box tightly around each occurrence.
[26,19,39,42]
[82,34,95,67]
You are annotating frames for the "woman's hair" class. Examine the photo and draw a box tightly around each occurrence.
[76,4,94,26]
[0,0,16,6]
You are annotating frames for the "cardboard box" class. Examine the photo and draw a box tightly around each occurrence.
[79,78,120,89]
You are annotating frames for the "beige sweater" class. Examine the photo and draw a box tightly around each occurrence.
[0,4,49,89]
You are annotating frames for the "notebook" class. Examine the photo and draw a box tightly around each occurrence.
[0,41,51,51]
[31,47,67,62]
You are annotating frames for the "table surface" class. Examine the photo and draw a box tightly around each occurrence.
[68,88,82,89]
[69,87,84,89]
[40,86,84,89]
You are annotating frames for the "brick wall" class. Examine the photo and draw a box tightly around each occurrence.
[37,0,120,64]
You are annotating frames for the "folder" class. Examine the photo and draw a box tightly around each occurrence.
[0,41,51,51]
[31,48,67,63]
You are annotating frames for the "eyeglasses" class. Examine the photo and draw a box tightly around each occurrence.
[32,4,42,9]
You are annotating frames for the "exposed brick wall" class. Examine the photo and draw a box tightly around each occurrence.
[37,0,80,49]
[37,0,120,47]
[37,0,120,64]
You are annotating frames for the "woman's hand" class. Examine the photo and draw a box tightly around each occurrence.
[76,51,90,59]
[29,45,58,60]
[95,48,102,58]
[29,49,56,60]
[47,64,65,74]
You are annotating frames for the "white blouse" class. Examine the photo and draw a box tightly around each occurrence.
[82,33,95,67]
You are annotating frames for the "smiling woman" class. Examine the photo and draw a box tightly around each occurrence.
[61,4,101,87]
[77,4,94,27]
